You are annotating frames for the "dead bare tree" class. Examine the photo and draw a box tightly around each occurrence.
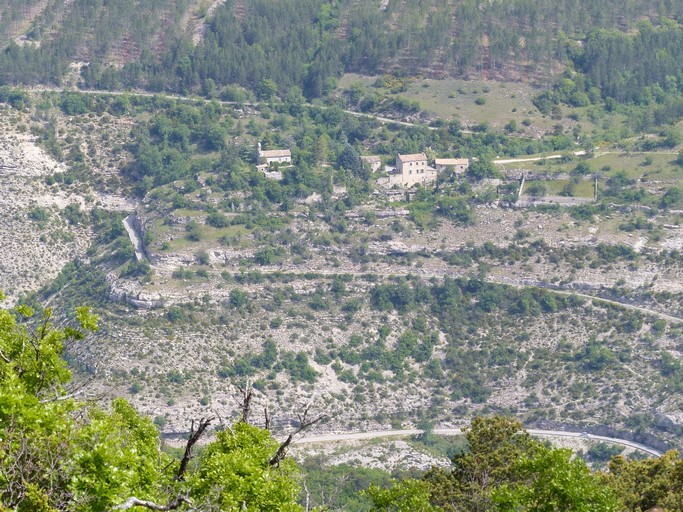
[175,416,214,481]
[264,404,270,430]
[236,381,253,424]
[114,415,213,511]
[269,404,325,467]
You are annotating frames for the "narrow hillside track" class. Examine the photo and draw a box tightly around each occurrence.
[205,266,683,324]
[27,86,471,132]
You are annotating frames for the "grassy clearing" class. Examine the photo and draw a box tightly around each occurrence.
[336,74,606,135]
[157,219,252,253]
[497,151,683,186]
[522,179,595,198]
[591,152,682,182]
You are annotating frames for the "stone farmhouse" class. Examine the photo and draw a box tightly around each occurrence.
[361,155,382,173]
[257,142,291,166]
[434,158,469,174]
[382,153,435,187]
[377,153,469,188]
[255,142,292,180]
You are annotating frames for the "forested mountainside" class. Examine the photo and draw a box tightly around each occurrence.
[3,0,683,98]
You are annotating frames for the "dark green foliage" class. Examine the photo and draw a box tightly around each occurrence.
[21,260,110,312]
[584,442,623,464]
[578,21,683,104]
[575,340,615,371]
[300,460,416,511]
[27,206,49,223]
[660,187,682,209]
[370,282,416,313]
[358,277,596,401]
[466,160,497,181]
[571,204,603,222]
[524,182,547,197]
[415,417,622,512]
[60,92,92,115]
[5,0,683,104]
[337,144,364,177]
[185,221,202,242]
[166,305,195,324]
[0,86,31,108]
[572,161,591,176]
[254,247,279,265]
[119,260,152,279]
[436,197,474,224]
[229,289,248,308]
[278,351,318,383]
[206,212,230,228]
[218,339,278,379]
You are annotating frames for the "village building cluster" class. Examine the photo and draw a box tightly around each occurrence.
[255,142,469,189]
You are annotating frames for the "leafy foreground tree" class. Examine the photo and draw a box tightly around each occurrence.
[0,295,304,511]
[605,450,683,512]
[369,417,622,512]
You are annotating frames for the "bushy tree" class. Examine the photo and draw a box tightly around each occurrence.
[190,422,302,511]
[337,144,364,178]
[492,444,620,511]
[365,479,440,512]
[605,450,683,511]
[420,417,621,511]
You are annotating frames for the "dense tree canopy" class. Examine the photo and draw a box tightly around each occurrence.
[4,0,683,101]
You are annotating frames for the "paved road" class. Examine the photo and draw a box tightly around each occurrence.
[27,86,450,132]
[341,109,474,133]
[293,427,663,457]
[552,290,683,324]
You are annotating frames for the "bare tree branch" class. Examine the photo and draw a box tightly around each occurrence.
[175,416,213,481]
[236,382,253,423]
[269,406,325,467]
[40,375,96,403]
[113,495,192,511]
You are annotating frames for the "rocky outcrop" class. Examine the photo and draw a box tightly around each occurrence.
[110,284,163,309]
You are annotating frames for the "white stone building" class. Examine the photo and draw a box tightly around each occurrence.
[258,142,292,165]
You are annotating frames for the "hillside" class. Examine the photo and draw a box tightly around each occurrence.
[0,83,677,456]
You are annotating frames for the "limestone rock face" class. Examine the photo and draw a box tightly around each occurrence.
[109,285,163,309]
